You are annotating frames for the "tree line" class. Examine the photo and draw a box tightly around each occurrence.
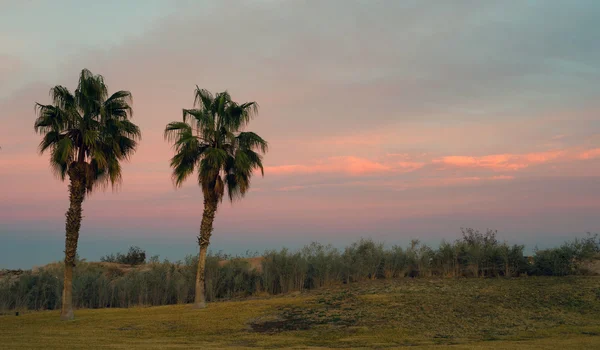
[1,230,598,312]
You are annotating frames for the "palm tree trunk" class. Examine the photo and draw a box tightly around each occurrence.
[193,198,218,309]
[60,171,85,320]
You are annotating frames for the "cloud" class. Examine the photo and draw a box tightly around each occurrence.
[578,148,600,160]
[266,156,391,176]
[491,175,516,180]
[1,0,600,244]
[266,145,599,183]
[434,150,565,171]
[266,156,426,176]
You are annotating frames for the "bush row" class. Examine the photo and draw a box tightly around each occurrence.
[1,229,598,311]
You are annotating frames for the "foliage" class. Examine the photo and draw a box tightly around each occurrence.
[1,231,599,312]
[100,246,147,265]
[531,233,600,276]
[34,68,141,190]
[163,87,267,202]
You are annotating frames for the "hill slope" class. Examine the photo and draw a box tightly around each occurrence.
[1,277,599,349]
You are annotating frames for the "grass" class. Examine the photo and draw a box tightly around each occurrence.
[1,277,600,349]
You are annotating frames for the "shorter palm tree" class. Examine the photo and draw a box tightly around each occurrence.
[34,69,141,320]
[164,87,267,308]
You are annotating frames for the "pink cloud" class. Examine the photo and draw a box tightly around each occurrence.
[491,175,515,180]
[578,148,600,160]
[397,161,426,171]
[266,156,426,177]
[434,150,565,171]
[266,145,600,180]
[266,156,392,176]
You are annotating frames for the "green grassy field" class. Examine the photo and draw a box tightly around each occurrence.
[1,277,600,349]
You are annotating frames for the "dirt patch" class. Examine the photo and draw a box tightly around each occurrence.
[249,316,313,333]
[249,289,362,333]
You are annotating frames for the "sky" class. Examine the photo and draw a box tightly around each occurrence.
[1,0,599,269]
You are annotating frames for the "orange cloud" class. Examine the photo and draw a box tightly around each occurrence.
[491,175,515,180]
[266,156,425,176]
[434,150,565,171]
[397,161,426,171]
[578,148,600,160]
[266,146,600,178]
[266,156,391,176]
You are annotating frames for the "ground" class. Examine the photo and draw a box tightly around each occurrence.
[1,277,600,349]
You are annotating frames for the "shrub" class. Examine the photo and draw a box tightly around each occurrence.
[2,231,598,312]
[100,246,146,265]
[531,233,600,276]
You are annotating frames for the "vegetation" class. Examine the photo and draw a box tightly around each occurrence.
[531,233,600,276]
[164,87,267,308]
[100,246,146,265]
[1,232,598,312]
[33,69,141,320]
[1,277,599,349]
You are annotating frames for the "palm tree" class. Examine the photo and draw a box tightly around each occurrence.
[164,87,267,308]
[34,69,141,320]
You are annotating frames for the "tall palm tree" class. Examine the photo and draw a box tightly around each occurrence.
[164,87,267,308]
[34,69,141,320]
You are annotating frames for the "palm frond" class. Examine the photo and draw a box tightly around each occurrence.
[50,86,75,110]
[170,148,201,187]
[105,90,132,105]
[193,87,214,111]
[34,104,68,134]
[242,149,265,176]
[109,119,141,139]
[182,108,214,136]
[164,121,192,142]
[214,91,231,117]
[202,148,228,168]
[116,136,139,160]
[35,68,140,189]
[48,137,74,180]
[75,69,107,117]
[169,135,204,187]
[102,91,133,121]
[237,132,268,153]
[38,130,62,154]
[224,101,258,130]
[165,87,268,202]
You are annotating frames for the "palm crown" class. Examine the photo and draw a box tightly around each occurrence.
[34,69,141,191]
[164,87,267,202]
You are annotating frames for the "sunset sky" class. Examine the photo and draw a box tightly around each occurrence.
[1,1,599,268]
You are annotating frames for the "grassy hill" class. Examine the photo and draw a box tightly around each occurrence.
[1,277,599,349]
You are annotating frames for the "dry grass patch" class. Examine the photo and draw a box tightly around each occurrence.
[1,277,599,349]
